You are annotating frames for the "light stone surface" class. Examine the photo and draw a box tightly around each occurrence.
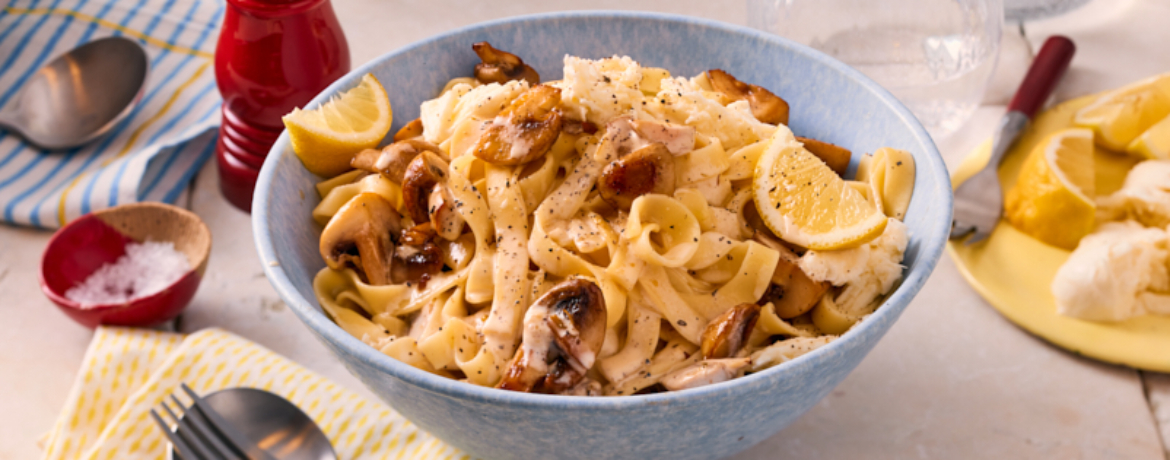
[1149,372,1170,458]
[739,249,1164,459]
[1,1,1167,459]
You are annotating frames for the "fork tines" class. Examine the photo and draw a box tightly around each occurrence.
[150,387,245,460]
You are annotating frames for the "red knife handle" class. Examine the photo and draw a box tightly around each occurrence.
[1008,35,1076,119]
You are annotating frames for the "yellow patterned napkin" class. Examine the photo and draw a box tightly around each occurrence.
[42,327,470,460]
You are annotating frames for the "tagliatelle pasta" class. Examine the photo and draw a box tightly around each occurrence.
[309,46,916,396]
[856,147,917,221]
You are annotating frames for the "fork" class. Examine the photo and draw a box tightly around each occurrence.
[152,383,280,460]
[151,388,245,460]
[950,36,1076,244]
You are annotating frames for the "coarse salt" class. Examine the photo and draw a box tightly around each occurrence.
[65,240,191,308]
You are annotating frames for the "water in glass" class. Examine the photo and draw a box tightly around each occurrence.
[748,0,1003,138]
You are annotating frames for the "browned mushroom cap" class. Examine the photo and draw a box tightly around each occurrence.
[427,186,466,241]
[497,278,608,393]
[393,118,424,142]
[545,278,607,371]
[754,237,830,318]
[472,42,540,85]
[563,118,598,135]
[319,193,403,286]
[351,139,443,184]
[401,151,452,225]
[472,85,563,166]
[707,69,790,125]
[700,303,761,359]
[497,347,543,393]
[439,232,476,270]
[536,359,583,394]
[796,136,851,177]
[393,223,444,286]
[759,276,829,319]
[598,142,676,210]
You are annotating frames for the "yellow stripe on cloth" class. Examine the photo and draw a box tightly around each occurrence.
[44,328,470,459]
[55,60,212,226]
[3,7,215,59]
[41,328,184,460]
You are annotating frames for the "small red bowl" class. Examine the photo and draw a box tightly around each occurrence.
[40,202,212,328]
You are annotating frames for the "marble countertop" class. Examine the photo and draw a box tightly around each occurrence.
[2,0,1168,458]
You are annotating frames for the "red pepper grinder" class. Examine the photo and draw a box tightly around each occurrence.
[214,0,350,212]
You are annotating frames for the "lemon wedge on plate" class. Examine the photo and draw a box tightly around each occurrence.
[283,73,393,177]
[1126,114,1170,159]
[1004,128,1096,250]
[752,126,886,250]
[1073,73,1170,152]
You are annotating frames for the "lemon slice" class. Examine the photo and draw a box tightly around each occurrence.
[283,73,393,177]
[752,126,887,250]
[1126,114,1170,159]
[1073,73,1170,152]
[1004,128,1096,250]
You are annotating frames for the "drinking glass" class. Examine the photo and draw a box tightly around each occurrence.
[1004,0,1091,21]
[747,0,1003,138]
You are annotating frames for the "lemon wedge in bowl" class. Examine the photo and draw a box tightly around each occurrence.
[752,126,886,250]
[1004,127,1096,250]
[283,73,393,177]
[1126,114,1170,159]
[1074,73,1170,152]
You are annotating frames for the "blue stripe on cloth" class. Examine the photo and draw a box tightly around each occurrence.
[0,0,116,157]
[0,0,134,189]
[73,0,181,214]
[136,83,218,199]
[0,0,223,228]
[138,99,223,201]
[2,0,151,228]
[0,0,67,85]
[19,1,222,227]
[0,0,52,147]
[196,99,221,123]
[2,0,154,225]
[137,144,184,202]
[104,0,203,207]
[138,0,178,42]
[162,133,217,203]
[139,131,200,203]
[0,0,90,109]
[0,0,41,53]
[67,1,224,218]
[76,0,118,43]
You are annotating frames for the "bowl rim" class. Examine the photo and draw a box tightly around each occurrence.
[253,10,953,409]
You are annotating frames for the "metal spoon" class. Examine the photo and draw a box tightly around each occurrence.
[0,36,148,150]
[172,387,338,460]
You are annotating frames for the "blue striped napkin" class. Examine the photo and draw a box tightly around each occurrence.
[0,0,223,229]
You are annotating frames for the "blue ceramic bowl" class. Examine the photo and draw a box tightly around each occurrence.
[254,11,952,460]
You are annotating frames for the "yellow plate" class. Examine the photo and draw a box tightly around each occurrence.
[948,94,1170,372]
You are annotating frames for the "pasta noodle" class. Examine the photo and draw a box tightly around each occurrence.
[308,49,916,395]
[856,147,916,221]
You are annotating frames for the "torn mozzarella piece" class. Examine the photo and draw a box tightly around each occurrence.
[798,218,909,315]
[1053,221,1170,321]
[750,336,837,372]
[1098,160,1170,228]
